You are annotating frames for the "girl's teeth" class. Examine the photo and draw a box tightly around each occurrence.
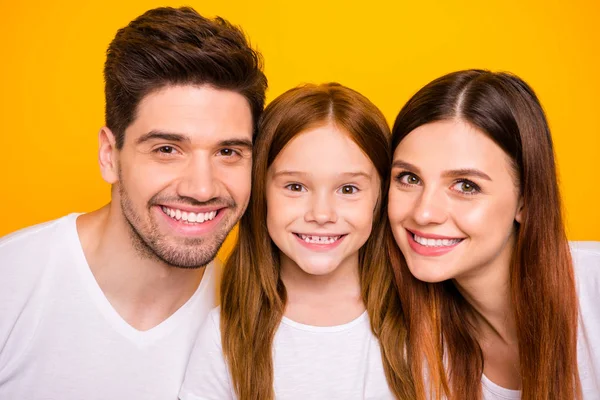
[299,234,340,244]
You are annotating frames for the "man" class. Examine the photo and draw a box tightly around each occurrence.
[0,7,266,399]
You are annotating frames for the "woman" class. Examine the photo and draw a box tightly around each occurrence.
[387,69,600,399]
[180,83,420,399]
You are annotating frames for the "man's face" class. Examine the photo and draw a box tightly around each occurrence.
[104,84,253,268]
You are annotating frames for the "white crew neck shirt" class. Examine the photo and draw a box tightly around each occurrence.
[0,214,217,400]
[482,241,600,399]
[179,307,394,399]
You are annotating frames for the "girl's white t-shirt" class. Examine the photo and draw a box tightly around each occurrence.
[179,308,395,399]
[482,241,600,399]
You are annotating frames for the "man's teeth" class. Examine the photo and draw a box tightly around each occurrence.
[161,206,217,224]
[413,234,461,247]
[298,234,340,244]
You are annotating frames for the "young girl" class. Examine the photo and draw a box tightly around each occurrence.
[180,83,416,399]
[387,69,600,399]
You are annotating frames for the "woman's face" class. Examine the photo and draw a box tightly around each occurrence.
[266,123,380,277]
[388,119,523,283]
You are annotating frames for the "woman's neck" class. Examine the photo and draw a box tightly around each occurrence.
[280,252,365,326]
[455,264,516,345]
[453,233,521,389]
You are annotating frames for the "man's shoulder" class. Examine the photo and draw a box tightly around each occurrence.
[0,214,80,277]
[0,214,78,256]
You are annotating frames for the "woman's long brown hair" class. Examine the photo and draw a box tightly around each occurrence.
[220,83,418,399]
[389,70,581,399]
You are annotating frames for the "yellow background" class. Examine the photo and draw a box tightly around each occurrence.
[1,0,599,262]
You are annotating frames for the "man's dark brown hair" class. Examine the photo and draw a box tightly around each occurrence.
[104,6,267,148]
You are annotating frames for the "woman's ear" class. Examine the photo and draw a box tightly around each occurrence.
[515,196,524,224]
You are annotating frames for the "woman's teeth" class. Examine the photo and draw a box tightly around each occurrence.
[413,234,462,247]
[162,206,217,224]
[298,234,341,244]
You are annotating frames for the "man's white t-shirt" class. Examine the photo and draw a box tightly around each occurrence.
[179,308,394,399]
[0,214,217,400]
[482,241,600,399]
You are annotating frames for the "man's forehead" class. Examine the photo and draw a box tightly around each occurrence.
[125,84,253,145]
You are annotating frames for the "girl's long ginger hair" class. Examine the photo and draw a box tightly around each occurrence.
[389,70,581,400]
[220,83,419,399]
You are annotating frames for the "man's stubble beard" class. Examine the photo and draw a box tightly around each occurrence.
[116,174,240,269]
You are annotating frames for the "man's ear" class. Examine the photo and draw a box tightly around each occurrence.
[99,127,119,184]
[515,196,524,224]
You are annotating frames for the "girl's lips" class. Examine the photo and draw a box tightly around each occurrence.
[293,233,347,252]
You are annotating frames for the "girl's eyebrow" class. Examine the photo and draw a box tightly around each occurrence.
[271,170,371,179]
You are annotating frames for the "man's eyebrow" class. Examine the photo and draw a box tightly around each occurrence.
[218,138,253,149]
[135,133,253,150]
[135,130,191,145]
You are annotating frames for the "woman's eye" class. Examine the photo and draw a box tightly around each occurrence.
[451,180,480,194]
[285,183,306,192]
[339,185,358,195]
[397,172,421,185]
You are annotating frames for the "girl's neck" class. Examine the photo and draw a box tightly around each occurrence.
[280,252,365,327]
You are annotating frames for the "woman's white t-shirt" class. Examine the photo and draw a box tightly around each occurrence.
[483,241,600,399]
[179,308,394,399]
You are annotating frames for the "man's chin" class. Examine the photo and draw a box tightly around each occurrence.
[156,249,218,269]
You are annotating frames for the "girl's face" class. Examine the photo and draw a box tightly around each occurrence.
[266,123,380,277]
[388,119,523,284]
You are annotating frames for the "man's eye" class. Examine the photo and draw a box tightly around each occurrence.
[218,148,239,157]
[156,146,177,154]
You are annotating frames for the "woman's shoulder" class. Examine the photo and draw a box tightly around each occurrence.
[570,241,600,304]
[570,241,600,277]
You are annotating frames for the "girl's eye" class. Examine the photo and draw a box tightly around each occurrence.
[285,183,306,192]
[338,185,358,195]
[451,180,481,194]
[397,172,421,185]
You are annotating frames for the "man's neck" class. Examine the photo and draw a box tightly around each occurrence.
[76,204,205,331]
